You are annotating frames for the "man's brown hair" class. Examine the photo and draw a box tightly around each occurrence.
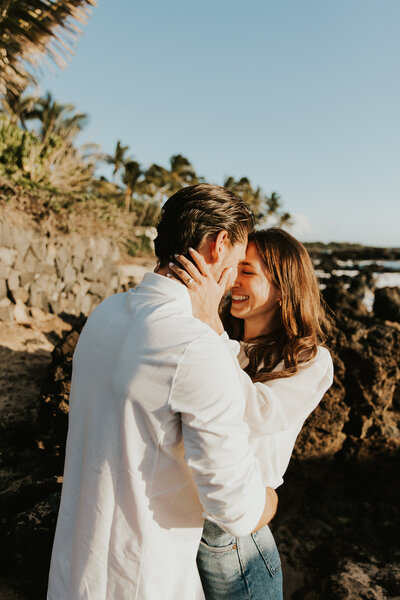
[154,183,254,267]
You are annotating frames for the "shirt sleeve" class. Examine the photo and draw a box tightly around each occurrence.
[169,332,267,537]
[222,338,334,437]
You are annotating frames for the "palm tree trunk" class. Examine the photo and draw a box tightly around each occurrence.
[41,114,56,148]
[151,198,164,227]
[125,186,132,212]
[137,196,151,226]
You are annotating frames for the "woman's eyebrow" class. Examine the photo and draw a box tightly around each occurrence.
[240,261,256,267]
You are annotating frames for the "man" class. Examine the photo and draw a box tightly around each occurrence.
[47,184,277,600]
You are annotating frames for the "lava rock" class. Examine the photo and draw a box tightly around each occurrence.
[373,286,400,322]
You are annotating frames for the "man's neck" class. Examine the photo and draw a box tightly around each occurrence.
[155,264,185,285]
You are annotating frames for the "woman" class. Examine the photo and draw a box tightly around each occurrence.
[168,227,334,600]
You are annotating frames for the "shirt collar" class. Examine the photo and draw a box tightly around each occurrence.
[134,272,193,314]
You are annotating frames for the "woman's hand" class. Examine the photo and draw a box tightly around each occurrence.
[167,248,232,335]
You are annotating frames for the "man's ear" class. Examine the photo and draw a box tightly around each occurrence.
[209,230,229,262]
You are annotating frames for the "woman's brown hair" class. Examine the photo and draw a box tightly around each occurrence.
[221,227,329,383]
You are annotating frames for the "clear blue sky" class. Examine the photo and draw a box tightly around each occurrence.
[37,0,399,246]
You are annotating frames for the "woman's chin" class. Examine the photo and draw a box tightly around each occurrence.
[231,304,247,318]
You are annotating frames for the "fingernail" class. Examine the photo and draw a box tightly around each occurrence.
[174,253,179,258]
[166,273,171,278]
[169,261,174,267]
[228,267,233,273]
[188,247,194,252]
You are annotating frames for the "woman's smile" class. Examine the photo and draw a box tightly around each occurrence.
[230,241,281,338]
[231,294,249,303]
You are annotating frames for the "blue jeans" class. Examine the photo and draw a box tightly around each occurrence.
[196,519,283,600]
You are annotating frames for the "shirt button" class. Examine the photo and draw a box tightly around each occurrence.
[232,544,237,550]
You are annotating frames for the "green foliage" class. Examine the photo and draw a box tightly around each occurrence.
[26,91,89,144]
[0,115,41,175]
[124,235,154,257]
[0,87,37,127]
[122,160,142,211]
[105,140,131,181]
[0,114,96,192]
[223,176,291,227]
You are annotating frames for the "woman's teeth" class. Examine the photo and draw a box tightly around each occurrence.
[232,295,249,301]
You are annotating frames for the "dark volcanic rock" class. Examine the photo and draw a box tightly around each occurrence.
[35,319,85,476]
[323,561,387,599]
[374,286,400,322]
[323,276,369,319]
[0,317,85,595]
[272,279,400,598]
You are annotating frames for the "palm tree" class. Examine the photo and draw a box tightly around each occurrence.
[105,140,131,183]
[0,0,97,97]
[138,156,199,226]
[169,154,198,189]
[224,177,291,226]
[224,176,264,218]
[264,192,292,226]
[122,160,142,212]
[0,86,37,127]
[27,91,88,145]
[265,191,281,216]
[137,164,170,226]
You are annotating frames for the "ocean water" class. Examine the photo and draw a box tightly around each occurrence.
[335,259,400,270]
[314,260,400,312]
[374,272,400,288]
[316,270,400,289]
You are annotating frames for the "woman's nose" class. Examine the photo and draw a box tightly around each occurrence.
[232,273,242,288]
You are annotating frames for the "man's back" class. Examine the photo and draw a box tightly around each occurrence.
[48,273,265,600]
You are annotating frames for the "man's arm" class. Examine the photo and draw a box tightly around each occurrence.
[169,332,275,537]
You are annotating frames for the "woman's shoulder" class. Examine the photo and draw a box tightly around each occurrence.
[298,344,330,361]
[300,346,334,383]
[315,345,333,365]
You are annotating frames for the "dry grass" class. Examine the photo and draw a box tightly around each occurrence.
[0,181,138,244]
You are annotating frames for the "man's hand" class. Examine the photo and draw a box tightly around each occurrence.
[251,487,278,533]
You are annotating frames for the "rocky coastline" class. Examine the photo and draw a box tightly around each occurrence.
[274,275,400,599]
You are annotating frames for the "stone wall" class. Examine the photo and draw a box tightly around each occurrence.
[0,221,123,321]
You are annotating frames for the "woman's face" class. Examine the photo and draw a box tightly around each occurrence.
[230,241,281,324]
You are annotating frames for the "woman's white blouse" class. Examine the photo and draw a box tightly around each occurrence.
[222,336,334,489]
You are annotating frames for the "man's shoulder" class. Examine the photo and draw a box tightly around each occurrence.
[153,311,225,356]
[89,290,127,317]
[80,291,127,333]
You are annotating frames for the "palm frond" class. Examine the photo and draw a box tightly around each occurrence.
[0,0,97,96]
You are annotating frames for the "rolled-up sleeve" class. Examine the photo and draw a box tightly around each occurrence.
[168,332,266,537]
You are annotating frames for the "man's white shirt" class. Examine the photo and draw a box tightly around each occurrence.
[47,273,266,600]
